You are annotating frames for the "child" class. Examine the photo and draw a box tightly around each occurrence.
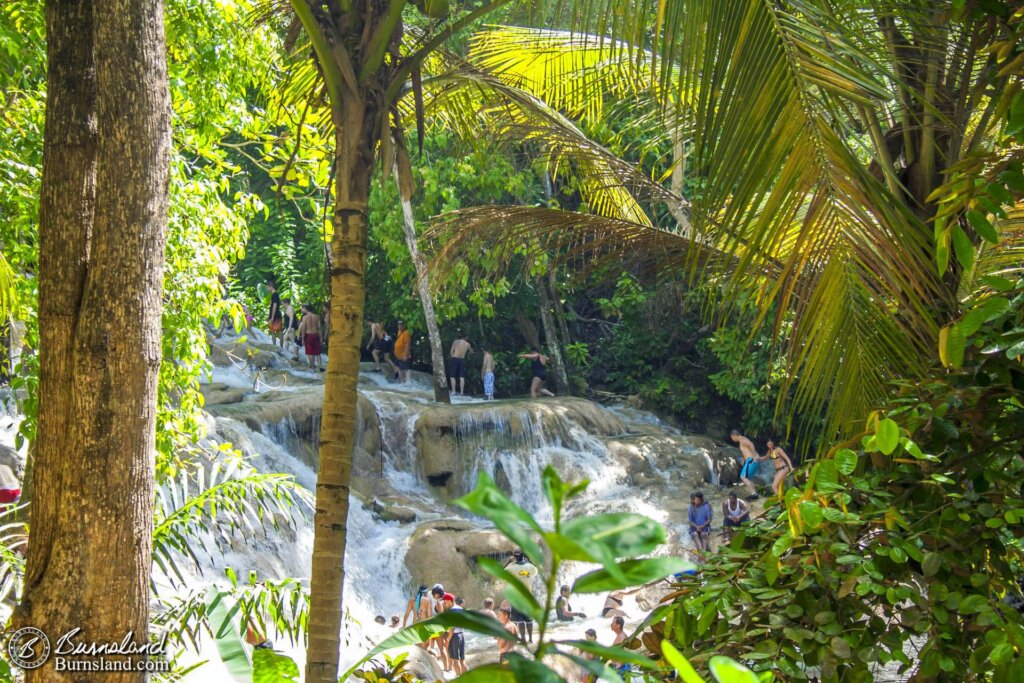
[482,350,495,400]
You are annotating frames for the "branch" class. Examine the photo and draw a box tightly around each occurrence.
[288,0,349,104]
[360,0,407,84]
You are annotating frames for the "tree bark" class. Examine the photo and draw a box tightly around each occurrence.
[305,93,376,683]
[18,0,171,680]
[394,153,450,404]
[536,277,569,394]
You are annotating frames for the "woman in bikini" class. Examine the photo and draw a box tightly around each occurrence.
[760,440,794,497]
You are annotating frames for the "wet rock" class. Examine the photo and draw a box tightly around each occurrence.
[200,383,248,406]
[405,520,517,608]
[371,499,417,524]
[402,645,445,682]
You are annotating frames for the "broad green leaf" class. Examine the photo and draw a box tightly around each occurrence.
[875,418,900,455]
[798,502,824,530]
[965,209,998,243]
[561,513,667,558]
[252,649,299,683]
[205,589,251,682]
[455,473,544,565]
[562,652,625,683]
[708,655,760,683]
[960,297,1010,337]
[573,557,693,593]
[771,533,793,558]
[661,640,706,683]
[958,595,988,614]
[452,665,517,683]
[560,639,659,668]
[477,556,543,622]
[951,225,974,271]
[833,448,858,475]
[938,324,965,369]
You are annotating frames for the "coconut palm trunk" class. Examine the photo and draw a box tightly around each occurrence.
[18,0,171,679]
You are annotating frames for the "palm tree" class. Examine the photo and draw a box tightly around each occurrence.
[433,3,1024,443]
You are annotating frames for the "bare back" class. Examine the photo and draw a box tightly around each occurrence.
[737,436,758,460]
[299,313,320,336]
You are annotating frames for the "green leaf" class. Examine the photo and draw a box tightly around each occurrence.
[477,556,543,622]
[562,652,625,683]
[875,418,900,455]
[501,653,564,683]
[561,513,667,578]
[958,595,988,614]
[708,655,760,683]
[454,473,544,565]
[939,324,965,369]
[252,649,299,683]
[833,448,858,475]
[979,275,1014,292]
[830,637,853,659]
[573,557,693,593]
[560,639,658,669]
[922,552,942,577]
[661,640,706,683]
[452,665,517,683]
[205,589,251,682]
[772,533,793,557]
[798,502,824,530]
[965,210,998,244]
[951,224,975,270]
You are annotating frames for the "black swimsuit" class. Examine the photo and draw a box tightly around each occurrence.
[532,357,546,381]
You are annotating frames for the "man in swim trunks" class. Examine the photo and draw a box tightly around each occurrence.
[731,429,761,499]
[688,491,713,557]
[445,596,467,675]
[297,304,323,371]
[722,492,750,541]
[759,439,794,497]
[503,549,539,641]
[518,348,555,398]
[497,608,518,664]
[449,333,472,395]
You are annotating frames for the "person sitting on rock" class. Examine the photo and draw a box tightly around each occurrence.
[722,491,750,540]
[555,585,586,621]
[688,491,713,557]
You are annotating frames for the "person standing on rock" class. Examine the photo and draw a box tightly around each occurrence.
[297,305,323,372]
[503,549,539,641]
[688,491,713,557]
[267,280,283,347]
[722,492,750,541]
[445,596,467,676]
[394,320,412,383]
[366,320,398,376]
[282,298,299,358]
[482,349,496,400]
[430,585,453,670]
[497,608,518,664]
[402,584,431,629]
[731,429,761,500]
[449,332,472,395]
[519,348,555,398]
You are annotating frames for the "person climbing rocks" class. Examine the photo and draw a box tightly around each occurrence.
[688,491,713,557]
[760,439,794,497]
[503,549,539,641]
[519,348,554,398]
[449,332,472,395]
[296,304,323,372]
[282,298,299,358]
[266,280,283,347]
[481,349,496,400]
[555,585,586,621]
[366,320,398,376]
[731,429,761,499]
[394,321,412,383]
[722,491,750,540]
[601,587,641,618]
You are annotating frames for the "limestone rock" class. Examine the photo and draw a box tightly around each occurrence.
[404,520,517,608]
[371,499,417,524]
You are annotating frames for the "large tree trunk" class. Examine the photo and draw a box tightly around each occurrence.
[18,0,171,680]
[536,278,569,394]
[394,155,450,404]
[305,94,377,683]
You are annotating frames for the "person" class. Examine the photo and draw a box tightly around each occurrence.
[481,349,496,400]
[688,492,713,557]
[390,615,400,628]
[759,439,794,497]
[367,320,397,375]
[402,584,432,628]
[518,348,554,398]
[722,491,750,540]
[282,298,299,357]
[449,332,472,395]
[321,303,331,353]
[731,429,761,500]
[245,619,272,650]
[497,608,518,664]
[242,303,255,336]
[393,320,412,382]
[0,464,21,512]
[374,615,387,625]
[297,304,323,371]
[430,585,453,669]
[610,616,629,674]
[601,587,641,618]
[445,596,467,675]
[503,549,538,641]
[267,280,283,347]
[555,585,586,621]
[481,597,498,620]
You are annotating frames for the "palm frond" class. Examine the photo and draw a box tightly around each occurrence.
[0,502,28,603]
[152,462,313,590]
[0,250,18,319]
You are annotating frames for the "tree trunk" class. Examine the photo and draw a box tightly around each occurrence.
[18,0,171,679]
[548,265,572,348]
[305,94,377,683]
[394,156,450,403]
[537,278,569,394]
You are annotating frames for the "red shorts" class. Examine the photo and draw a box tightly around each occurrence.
[269,319,283,333]
[0,489,21,504]
[304,333,322,356]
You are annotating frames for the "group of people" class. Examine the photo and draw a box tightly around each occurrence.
[366,319,413,382]
[731,429,794,499]
[266,281,328,372]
